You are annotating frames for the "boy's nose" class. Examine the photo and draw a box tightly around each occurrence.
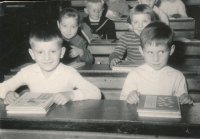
[66,27,71,33]
[139,22,143,28]
[153,54,159,62]
[44,53,51,60]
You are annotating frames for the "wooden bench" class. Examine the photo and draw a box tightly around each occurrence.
[88,39,200,65]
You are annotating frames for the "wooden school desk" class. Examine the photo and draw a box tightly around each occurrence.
[88,39,200,65]
[0,99,200,139]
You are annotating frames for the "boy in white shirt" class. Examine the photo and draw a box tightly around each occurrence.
[158,0,188,18]
[138,0,169,25]
[0,25,101,105]
[120,21,193,105]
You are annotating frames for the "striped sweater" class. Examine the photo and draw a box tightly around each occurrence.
[109,31,143,62]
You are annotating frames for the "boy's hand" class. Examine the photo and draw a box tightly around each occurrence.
[179,93,193,105]
[4,91,19,105]
[69,45,83,58]
[52,91,75,105]
[171,14,181,18]
[110,58,120,68]
[112,11,121,17]
[126,90,140,104]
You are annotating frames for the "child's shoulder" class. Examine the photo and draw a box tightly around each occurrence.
[166,66,184,76]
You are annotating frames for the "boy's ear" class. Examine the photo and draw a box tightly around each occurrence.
[60,47,66,58]
[84,8,88,14]
[139,46,144,56]
[170,45,175,56]
[28,48,35,60]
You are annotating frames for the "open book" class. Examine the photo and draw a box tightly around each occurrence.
[137,95,181,118]
[6,92,54,114]
[81,22,115,44]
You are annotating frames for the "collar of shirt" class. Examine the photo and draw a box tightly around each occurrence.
[89,17,100,22]
[32,63,66,79]
[142,63,170,75]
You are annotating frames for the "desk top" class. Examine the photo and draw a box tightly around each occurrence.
[0,99,200,137]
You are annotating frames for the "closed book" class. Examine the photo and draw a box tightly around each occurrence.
[112,60,144,71]
[81,22,115,44]
[137,95,181,118]
[6,92,54,114]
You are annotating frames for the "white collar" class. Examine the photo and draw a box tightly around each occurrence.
[89,17,100,22]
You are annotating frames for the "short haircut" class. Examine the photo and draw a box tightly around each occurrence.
[130,4,156,22]
[85,0,104,7]
[140,21,174,49]
[58,7,80,25]
[29,24,63,48]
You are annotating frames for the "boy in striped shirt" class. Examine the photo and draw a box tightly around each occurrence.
[109,4,156,68]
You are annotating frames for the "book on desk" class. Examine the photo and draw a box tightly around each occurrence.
[137,95,181,118]
[81,22,115,44]
[112,60,145,71]
[6,92,54,114]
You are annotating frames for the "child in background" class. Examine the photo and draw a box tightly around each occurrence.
[57,8,94,64]
[0,25,101,105]
[83,0,117,39]
[158,0,188,18]
[105,0,130,20]
[109,4,156,68]
[121,22,193,105]
[138,0,169,25]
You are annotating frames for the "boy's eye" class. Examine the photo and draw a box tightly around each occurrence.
[37,51,43,54]
[159,51,164,54]
[51,51,56,53]
[72,25,77,29]
[148,52,153,54]
[133,21,137,24]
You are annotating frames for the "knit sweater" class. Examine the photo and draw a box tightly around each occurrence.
[109,31,143,62]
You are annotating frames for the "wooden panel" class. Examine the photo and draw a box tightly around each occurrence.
[116,30,195,39]
[1,129,191,139]
[114,18,195,31]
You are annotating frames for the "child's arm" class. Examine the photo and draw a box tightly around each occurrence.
[70,37,94,64]
[69,70,101,101]
[105,20,117,39]
[0,70,26,100]
[174,73,193,104]
[126,90,140,104]
[52,91,74,105]
[4,91,19,105]
[179,93,193,105]
[109,34,128,67]
[120,70,138,101]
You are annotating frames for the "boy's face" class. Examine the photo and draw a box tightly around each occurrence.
[57,17,78,40]
[86,3,103,20]
[29,39,65,74]
[138,0,157,8]
[131,14,151,35]
[139,43,175,70]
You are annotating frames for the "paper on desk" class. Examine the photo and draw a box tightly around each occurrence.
[106,10,120,20]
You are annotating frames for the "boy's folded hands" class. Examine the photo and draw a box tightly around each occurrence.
[126,90,140,104]
[69,45,84,58]
[52,91,75,105]
[179,93,193,105]
[4,91,19,105]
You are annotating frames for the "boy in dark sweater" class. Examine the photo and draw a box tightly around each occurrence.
[57,8,94,64]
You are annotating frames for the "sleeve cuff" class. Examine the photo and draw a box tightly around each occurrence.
[72,90,84,101]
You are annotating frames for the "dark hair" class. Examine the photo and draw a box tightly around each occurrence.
[130,4,156,22]
[58,7,80,25]
[140,21,174,49]
[29,24,63,47]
